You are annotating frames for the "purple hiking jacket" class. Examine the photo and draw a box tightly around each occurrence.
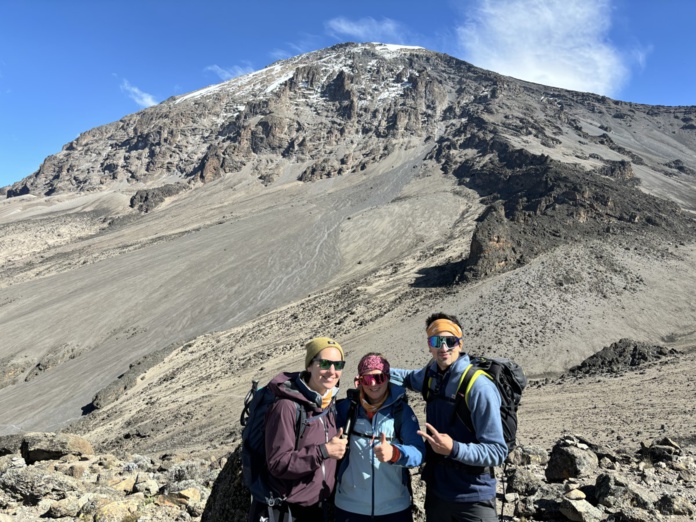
[264,371,339,506]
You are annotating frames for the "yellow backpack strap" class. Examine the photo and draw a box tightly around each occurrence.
[421,363,438,402]
[453,362,493,429]
[456,364,473,396]
[463,368,493,409]
[421,375,433,402]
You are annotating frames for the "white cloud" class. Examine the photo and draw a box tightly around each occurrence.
[456,0,629,97]
[270,48,293,61]
[205,63,256,81]
[631,45,652,71]
[326,16,406,44]
[269,33,326,63]
[120,79,158,108]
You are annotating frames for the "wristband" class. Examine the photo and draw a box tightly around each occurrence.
[319,443,330,459]
[389,446,401,463]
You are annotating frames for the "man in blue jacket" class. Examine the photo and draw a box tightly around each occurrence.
[390,312,507,522]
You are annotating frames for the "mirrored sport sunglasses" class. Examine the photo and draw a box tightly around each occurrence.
[359,373,388,386]
[315,358,346,370]
[427,335,461,349]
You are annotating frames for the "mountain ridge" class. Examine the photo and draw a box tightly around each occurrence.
[7,42,695,201]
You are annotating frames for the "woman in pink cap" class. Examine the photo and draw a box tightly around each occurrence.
[334,353,425,522]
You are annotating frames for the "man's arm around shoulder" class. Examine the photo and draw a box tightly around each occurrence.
[389,365,427,392]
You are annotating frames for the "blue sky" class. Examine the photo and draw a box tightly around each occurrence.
[1,0,694,188]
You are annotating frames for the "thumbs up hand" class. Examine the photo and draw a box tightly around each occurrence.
[325,428,347,459]
[374,432,394,463]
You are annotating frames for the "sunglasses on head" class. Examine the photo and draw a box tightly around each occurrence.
[315,358,346,370]
[427,335,461,349]
[359,373,388,386]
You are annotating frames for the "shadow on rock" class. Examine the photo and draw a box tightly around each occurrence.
[411,259,466,288]
[201,445,249,522]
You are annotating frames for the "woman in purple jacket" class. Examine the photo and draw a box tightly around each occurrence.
[248,337,348,522]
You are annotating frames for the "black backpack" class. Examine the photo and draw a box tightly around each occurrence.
[240,378,330,506]
[421,356,527,454]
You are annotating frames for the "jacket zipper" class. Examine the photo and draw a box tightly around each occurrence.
[371,414,376,519]
[320,415,328,494]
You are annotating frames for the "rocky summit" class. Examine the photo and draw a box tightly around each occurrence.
[0,42,695,521]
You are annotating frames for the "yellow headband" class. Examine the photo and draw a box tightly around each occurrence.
[426,319,463,339]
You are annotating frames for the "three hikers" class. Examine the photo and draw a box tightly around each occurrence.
[243,313,520,521]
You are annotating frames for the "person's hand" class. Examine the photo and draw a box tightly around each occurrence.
[325,428,347,459]
[417,423,454,455]
[374,432,394,463]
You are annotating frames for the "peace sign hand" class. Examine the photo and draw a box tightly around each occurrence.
[417,423,454,455]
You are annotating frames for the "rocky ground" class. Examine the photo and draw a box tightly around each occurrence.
[1,343,695,521]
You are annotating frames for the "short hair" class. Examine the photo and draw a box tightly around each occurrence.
[425,312,462,330]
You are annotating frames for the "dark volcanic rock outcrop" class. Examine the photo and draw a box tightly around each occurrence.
[568,338,680,377]
[200,446,249,522]
[454,148,693,280]
[130,183,189,212]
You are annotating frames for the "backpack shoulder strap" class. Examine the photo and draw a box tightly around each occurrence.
[390,396,412,497]
[293,401,308,448]
[240,379,260,426]
[420,362,440,402]
[393,396,406,443]
[268,395,309,449]
[420,375,429,402]
[343,388,359,439]
[452,362,493,433]
[461,365,494,408]
[294,394,340,445]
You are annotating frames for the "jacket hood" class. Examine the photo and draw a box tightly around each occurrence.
[268,371,339,410]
